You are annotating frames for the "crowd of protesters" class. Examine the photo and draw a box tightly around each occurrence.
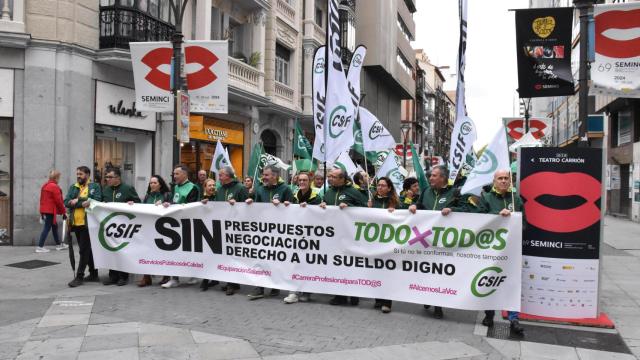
[37,161,525,336]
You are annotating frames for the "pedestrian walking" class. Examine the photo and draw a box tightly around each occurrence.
[138,175,172,287]
[65,166,102,287]
[101,168,141,286]
[36,170,68,252]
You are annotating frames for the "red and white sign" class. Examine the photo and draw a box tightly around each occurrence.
[591,2,640,98]
[425,156,444,167]
[130,41,228,113]
[394,144,412,161]
[503,117,551,142]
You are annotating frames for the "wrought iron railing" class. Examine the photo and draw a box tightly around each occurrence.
[99,6,175,50]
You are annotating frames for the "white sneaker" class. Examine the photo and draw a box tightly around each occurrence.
[55,243,69,251]
[35,247,50,253]
[283,293,299,304]
[186,277,199,285]
[161,279,180,288]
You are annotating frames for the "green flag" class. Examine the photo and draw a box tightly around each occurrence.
[293,159,318,173]
[293,120,312,159]
[247,143,264,180]
[410,141,428,191]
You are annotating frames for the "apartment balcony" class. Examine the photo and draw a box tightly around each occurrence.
[229,57,265,98]
[273,81,296,109]
[275,0,296,27]
[99,6,174,50]
[0,0,27,46]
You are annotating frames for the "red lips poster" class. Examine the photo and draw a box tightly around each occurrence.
[519,148,603,259]
[592,2,640,97]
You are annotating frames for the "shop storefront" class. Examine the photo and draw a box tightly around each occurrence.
[183,115,245,178]
[0,69,14,245]
[94,81,155,197]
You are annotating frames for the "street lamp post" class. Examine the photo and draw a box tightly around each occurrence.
[170,0,190,168]
[400,123,411,169]
[574,0,594,147]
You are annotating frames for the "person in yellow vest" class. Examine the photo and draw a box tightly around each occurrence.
[65,166,102,288]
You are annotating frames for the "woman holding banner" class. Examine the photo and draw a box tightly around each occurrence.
[368,177,399,313]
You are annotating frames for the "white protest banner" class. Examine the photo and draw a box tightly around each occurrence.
[461,127,510,196]
[347,45,366,126]
[591,2,640,98]
[449,0,478,181]
[87,201,522,311]
[325,0,356,164]
[210,141,232,175]
[360,108,396,152]
[185,40,229,113]
[130,42,173,111]
[375,152,406,196]
[312,46,327,162]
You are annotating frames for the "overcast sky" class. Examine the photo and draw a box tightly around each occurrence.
[414,0,528,147]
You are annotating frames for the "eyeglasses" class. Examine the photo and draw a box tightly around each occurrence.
[105,175,119,179]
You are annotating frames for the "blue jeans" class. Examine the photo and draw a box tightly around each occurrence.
[485,310,520,321]
[37,214,61,247]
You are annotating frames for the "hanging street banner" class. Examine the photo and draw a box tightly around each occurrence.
[312,46,327,162]
[503,117,552,145]
[519,147,603,318]
[177,90,190,143]
[324,0,356,164]
[515,8,575,98]
[449,0,477,182]
[591,2,640,98]
[461,127,509,196]
[87,201,522,311]
[130,41,228,113]
[186,40,228,114]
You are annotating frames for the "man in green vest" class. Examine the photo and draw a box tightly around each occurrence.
[245,165,293,300]
[408,165,463,319]
[65,166,102,288]
[320,167,367,306]
[161,164,201,289]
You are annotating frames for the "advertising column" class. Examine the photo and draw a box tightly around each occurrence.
[519,147,603,318]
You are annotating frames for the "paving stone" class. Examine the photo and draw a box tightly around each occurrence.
[17,337,83,359]
[575,348,637,360]
[85,322,139,336]
[0,318,39,343]
[191,330,244,344]
[81,333,139,352]
[30,324,88,341]
[0,341,23,360]
[139,326,194,347]
[198,340,260,360]
[139,344,199,360]
[520,341,579,360]
[485,337,521,359]
[37,314,90,327]
[78,347,139,360]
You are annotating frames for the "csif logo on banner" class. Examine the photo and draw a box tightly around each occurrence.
[368,121,386,140]
[98,212,141,252]
[471,266,507,297]
[451,121,474,169]
[468,150,498,179]
[329,105,351,138]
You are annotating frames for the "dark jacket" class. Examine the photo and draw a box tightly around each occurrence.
[40,180,65,216]
[172,180,200,204]
[293,188,322,205]
[399,190,418,208]
[323,181,367,207]
[416,185,461,211]
[255,179,293,203]
[214,179,249,202]
[102,183,141,203]
[477,187,524,215]
[370,194,399,209]
[64,182,103,227]
[143,191,172,204]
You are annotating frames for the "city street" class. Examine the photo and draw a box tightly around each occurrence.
[0,216,638,360]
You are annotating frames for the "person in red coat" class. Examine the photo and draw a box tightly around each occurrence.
[37,170,68,252]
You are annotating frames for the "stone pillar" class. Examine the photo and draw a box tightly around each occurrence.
[195,0,212,40]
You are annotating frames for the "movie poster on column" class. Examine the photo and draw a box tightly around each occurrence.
[515,8,575,98]
[519,147,603,318]
[591,2,640,98]
[185,40,228,114]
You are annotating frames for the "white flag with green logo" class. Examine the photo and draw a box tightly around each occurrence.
[461,126,509,196]
[324,0,355,164]
[333,152,359,179]
[312,46,327,162]
[210,140,232,175]
[260,152,290,172]
[375,152,405,196]
[359,108,396,152]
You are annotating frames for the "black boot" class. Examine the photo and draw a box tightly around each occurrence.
[482,310,495,327]
[510,320,524,335]
[68,274,84,288]
[84,270,99,282]
[200,279,210,291]
[434,306,444,319]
